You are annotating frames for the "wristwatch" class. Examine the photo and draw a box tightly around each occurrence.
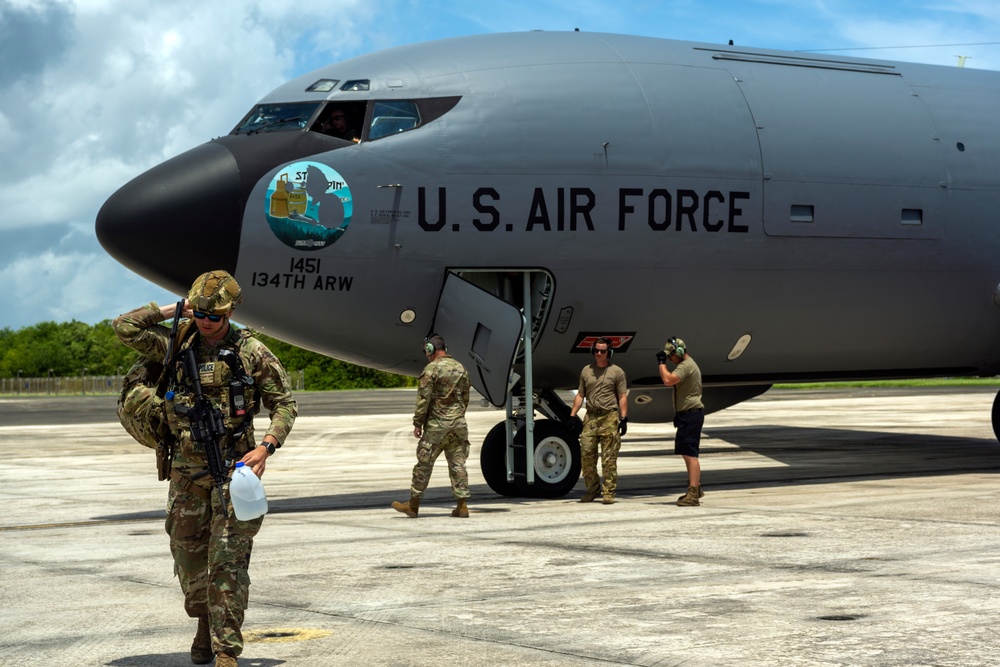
[259,441,276,455]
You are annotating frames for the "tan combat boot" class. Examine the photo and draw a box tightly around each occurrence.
[451,498,469,518]
[602,494,615,505]
[215,653,238,666]
[676,486,704,503]
[676,486,702,506]
[392,496,420,518]
[579,488,600,503]
[191,616,212,664]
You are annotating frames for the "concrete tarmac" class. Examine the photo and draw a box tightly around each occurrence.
[2,387,1000,666]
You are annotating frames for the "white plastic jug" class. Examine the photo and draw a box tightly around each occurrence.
[230,462,268,521]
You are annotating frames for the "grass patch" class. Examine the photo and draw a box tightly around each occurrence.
[775,378,1000,389]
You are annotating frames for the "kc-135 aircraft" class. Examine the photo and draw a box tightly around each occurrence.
[97,31,1000,498]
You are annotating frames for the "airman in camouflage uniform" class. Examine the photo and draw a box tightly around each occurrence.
[392,334,472,518]
[569,337,629,504]
[112,270,296,667]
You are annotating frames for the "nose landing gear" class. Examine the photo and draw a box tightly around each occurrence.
[480,418,581,498]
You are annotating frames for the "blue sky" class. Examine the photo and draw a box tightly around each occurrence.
[1,0,998,331]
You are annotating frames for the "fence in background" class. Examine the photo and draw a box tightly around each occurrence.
[0,370,306,396]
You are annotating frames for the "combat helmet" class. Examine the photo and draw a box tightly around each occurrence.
[188,270,243,315]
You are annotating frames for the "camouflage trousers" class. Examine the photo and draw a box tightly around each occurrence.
[580,412,622,496]
[165,475,263,658]
[410,426,471,499]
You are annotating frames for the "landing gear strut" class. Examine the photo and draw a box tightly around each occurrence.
[480,422,517,497]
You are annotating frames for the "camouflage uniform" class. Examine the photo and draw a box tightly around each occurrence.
[112,301,296,659]
[409,354,471,499]
[576,364,628,497]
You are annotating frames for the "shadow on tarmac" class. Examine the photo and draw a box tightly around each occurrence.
[108,655,285,666]
[92,423,1000,524]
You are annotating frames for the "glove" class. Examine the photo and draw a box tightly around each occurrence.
[656,351,668,365]
[618,416,628,436]
[567,416,583,437]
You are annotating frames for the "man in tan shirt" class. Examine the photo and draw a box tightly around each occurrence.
[569,337,628,504]
[657,337,705,506]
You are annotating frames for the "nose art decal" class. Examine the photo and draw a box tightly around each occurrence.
[264,161,353,251]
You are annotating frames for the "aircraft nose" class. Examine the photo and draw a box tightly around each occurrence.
[96,140,244,295]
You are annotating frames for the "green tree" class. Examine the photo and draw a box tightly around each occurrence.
[0,320,140,378]
[253,332,415,390]
[0,320,415,390]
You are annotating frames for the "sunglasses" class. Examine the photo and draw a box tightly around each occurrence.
[593,348,609,354]
[192,311,224,322]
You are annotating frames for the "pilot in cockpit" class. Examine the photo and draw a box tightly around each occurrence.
[316,105,361,142]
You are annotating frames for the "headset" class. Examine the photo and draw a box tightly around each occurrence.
[666,336,686,357]
[424,334,446,356]
[589,336,614,358]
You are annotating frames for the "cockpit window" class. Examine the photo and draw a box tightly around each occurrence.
[311,102,366,143]
[232,102,321,134]
[306,79,339,93]
[340,79,370,91]
[368,101,421,140]
[234,96,460,142]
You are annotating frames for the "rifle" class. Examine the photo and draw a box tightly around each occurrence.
[173,346,233,518]
[156,300,187,481]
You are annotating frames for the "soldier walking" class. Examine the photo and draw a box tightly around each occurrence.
[392,334,472,518]
[113,270,297,666]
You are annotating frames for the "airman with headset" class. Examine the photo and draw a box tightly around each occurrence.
[656,337,705,506]
[568,336,629,504]
[392,334,473,518]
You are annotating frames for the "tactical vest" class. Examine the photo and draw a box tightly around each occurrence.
[162,329,260,455]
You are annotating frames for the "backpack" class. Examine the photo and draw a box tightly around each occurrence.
[117,318,195,479]
[118,356,171,451]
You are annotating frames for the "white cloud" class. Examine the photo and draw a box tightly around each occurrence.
[0,235,175,326]
[0,0,377,233]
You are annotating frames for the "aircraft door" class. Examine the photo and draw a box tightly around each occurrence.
[430,272,525,407]
[431,269,578,499]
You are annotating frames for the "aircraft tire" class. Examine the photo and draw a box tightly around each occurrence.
[480,421,518,497]
[513,420,582,499]
[992,390,1000,443]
